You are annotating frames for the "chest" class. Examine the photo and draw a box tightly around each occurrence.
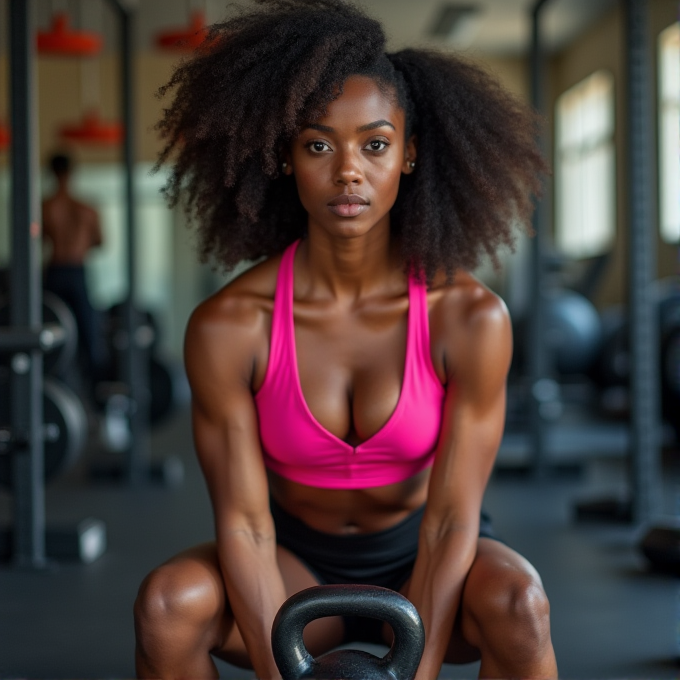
[294,301,409,444]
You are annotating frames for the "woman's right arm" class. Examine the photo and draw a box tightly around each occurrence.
[184,293,286,680]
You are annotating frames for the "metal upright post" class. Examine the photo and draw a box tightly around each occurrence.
[9,0,46,568]
[624,0,662,524]
[110,1,149,484]
[527,0,553,476]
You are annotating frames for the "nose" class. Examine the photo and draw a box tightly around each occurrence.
[334,147,362,186]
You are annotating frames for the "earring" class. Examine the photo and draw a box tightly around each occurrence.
[281,162,288,172]
[408,161,416,169]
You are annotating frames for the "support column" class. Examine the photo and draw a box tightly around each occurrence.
[110,1,150,484]
[527,0,554,476]
[624,0,662,524]
[9,0,46,568]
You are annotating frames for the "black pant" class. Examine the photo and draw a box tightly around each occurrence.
[44,264,107,381]
[270,497,504,644]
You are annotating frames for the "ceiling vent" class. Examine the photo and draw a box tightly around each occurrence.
[428,3,483,46]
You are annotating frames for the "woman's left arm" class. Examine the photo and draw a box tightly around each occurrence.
[408,284,513,680]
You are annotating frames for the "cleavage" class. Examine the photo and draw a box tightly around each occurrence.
[293,306,408,445]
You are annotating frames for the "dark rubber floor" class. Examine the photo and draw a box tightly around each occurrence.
[1,407,679,679]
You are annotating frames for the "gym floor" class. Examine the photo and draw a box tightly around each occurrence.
[1,406,679,680]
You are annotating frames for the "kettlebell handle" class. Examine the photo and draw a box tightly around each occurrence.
[271,584,425,680]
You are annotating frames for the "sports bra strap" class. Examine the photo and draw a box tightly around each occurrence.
[268,241,297,371]
[407,274,441,390]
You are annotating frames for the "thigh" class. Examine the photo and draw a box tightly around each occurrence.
[274,545,346,656]
[396,538,543,665]
[167,542,345,666]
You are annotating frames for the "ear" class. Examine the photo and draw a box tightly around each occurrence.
[402,134,418,175]
[281,150,294,176]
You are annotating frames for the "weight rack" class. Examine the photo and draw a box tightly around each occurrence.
[0,0,153,568]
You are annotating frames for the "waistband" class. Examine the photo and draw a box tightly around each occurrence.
[270,497,422,585]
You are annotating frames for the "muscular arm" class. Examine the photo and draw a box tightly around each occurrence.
[408,285,512,680]
[88,205,103,248]
[185,293,286,680]
[41,200,53,245]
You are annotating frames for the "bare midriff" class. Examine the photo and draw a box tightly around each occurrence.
[267,466,430,534]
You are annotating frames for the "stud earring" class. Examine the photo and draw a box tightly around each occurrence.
[408,161,416,169]
[281,162,288,172]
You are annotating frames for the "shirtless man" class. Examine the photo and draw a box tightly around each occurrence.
[42,153,107,382]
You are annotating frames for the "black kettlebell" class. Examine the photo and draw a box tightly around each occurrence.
[271,584,425,680]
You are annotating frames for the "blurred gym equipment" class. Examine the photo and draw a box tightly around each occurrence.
[0,292,78,377]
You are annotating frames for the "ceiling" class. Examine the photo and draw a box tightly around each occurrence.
[22,0,619,58]
[339,0,619,54]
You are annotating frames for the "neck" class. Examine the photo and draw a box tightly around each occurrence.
[55,177,69,195]
[299,223,403,302]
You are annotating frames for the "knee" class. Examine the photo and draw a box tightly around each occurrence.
[505,574,551,639]
[471,571,552,657]
[134,562,222,639]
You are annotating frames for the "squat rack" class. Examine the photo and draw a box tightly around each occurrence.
[7,0,44,567]
[4,0,146,569]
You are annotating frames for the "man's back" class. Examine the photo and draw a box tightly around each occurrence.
[41,153,108,383]
[42,193,102,265]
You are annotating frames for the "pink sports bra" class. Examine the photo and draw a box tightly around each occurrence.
[255,239,447,489]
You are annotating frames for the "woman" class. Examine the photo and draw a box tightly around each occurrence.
[134,1,557,678]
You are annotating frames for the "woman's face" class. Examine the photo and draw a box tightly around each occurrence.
[286,75,416,239]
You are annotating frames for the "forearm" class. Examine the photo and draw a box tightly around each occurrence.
[408,527,478,680]
[218,531,287,679]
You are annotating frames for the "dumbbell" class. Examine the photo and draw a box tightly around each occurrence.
[271,584,424,680]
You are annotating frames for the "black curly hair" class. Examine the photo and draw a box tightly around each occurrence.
[49,153,72,177]
[155,0,547,283]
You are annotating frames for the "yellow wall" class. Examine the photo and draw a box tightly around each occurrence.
[550,0,679,309]
[475,54,529,102]
[0,48,527,167]
[0,51,178,167]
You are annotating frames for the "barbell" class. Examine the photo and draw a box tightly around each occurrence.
[0,292,78,376]
[0,375,88,488]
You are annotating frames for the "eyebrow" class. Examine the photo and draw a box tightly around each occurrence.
[304,119,396,133]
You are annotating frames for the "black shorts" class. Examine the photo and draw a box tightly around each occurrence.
[270,497,503,644]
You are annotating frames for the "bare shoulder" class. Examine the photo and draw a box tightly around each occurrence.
[72,199,101,223]
[184,254,283,391]
[428,270,511,382]
[433,270,508,328]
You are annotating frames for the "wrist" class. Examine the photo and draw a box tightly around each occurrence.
[414,669,439,680]
[414,652,444,680]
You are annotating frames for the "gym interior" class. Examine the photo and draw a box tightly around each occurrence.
[0,0,679,677]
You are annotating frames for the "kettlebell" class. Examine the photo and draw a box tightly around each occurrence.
[271,584,425,680]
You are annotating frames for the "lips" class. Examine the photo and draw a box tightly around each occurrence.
[328,193,369,206]
[327,193,369,217]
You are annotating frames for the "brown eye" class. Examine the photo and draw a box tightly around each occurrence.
[366,140,388,152]
[309,141,330,153]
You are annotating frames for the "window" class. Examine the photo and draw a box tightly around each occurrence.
[659,22,680,244]
[555,70,615,258]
